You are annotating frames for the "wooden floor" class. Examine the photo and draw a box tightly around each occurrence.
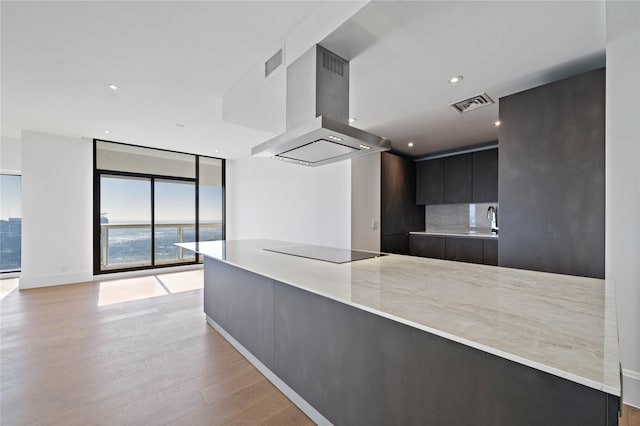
[0,271,312,425]
[622,404,640,426]
[1,272,639,426]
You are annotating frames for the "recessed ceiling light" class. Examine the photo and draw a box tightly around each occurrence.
[108,84,119,91]
[104,130,110,134]
[448,75,463,84]
[349,118,357,123]
[408,142,414,147]
[327,135,343,141]
[494,120,501,127]
[359,144,371,150]
[214,149,219,153]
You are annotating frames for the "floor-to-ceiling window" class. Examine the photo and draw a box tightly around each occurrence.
[93,140,224,274]
[0,174,22,273]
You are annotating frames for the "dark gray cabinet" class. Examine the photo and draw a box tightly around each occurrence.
[445,237,483,263]
[443,153,473,204]
[204,257,275,369]
[410,235,497,265]
[416,158,444,204]
[381,152,425,255]
[482,239,499,266]
[381,235,410,255]
[409,235,446,259]
[473,149,499,202]
[417,148,497,205]
[499,68,605,278]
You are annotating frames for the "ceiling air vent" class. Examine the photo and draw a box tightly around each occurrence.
[451,93,494,113]
[265,48,283,77]
[322,50,345,77]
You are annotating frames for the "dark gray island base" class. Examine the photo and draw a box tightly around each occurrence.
[203,256,619,426]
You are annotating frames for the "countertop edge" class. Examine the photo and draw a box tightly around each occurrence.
[410,231,499,239]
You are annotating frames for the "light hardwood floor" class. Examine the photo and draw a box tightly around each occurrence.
[1,272,638,425]
[0,271,312,425]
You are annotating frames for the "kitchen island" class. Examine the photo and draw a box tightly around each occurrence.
[179,239,620,425]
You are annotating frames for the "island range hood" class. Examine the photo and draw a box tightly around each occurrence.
[251,45,390,167]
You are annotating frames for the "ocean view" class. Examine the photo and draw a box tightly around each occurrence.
[0,219,223,272]
[102,223,223,266]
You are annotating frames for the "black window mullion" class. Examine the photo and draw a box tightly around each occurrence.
[151,178,155,267]
[221,159,226,241]
[195,157,200,261]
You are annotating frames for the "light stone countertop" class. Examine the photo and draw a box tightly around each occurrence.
[178,239,619,396]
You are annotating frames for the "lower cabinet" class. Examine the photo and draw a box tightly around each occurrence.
[410,235,498,265]
[445,238,484,264]
[381,234,410,255]
[482,239,499,266]
[409,235,446,259]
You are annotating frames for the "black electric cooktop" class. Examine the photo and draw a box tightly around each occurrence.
[264,244,386,264]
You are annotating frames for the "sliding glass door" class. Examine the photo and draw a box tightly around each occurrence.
[154,179,196,264]
[99,175,152,270]
[94,140,224,274]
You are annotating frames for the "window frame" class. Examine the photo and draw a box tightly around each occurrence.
[0,173,22,274]
[93,139,225,275]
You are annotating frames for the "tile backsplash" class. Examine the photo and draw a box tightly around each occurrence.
[425,203,499,232]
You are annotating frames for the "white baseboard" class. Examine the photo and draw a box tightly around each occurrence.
[0,272,20,279]
[623,369,640,408]
[19,271,93,289]
[206,315,332,426]
[93,264,203,281]
[18,264,204,289]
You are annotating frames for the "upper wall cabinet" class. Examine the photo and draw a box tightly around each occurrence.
[443,153,473,203]
[472,149,499,202]
[416,148,498,205]
[416,158,444,204]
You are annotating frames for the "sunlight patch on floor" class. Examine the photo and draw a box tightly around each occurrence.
[0,278,19,301]
[97,270,204,306]
[98,276,167,306]
[156,270,203,293]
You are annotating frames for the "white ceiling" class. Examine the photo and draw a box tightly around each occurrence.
[1,1,606,159]
[323,1,606,156]
[0,1,321,158]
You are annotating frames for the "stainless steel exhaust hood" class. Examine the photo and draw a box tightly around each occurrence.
[251,45,390,167]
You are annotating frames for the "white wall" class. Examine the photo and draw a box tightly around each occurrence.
[1,136,22,172]
[20,131,93,288]
[226,156,351,248]
[606,0,640,408]
[351,153,380,251]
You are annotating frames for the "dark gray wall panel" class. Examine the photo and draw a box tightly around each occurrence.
[204,258,275,369]
[381,152,425,240]
[498,68,605,278]
[273,282,614,426]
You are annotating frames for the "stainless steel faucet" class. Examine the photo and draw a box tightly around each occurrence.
[487,206,499,234]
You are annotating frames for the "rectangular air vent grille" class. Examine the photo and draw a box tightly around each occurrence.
[451,93,495,113]
[322,51,345,76]
[265,48,283,77]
